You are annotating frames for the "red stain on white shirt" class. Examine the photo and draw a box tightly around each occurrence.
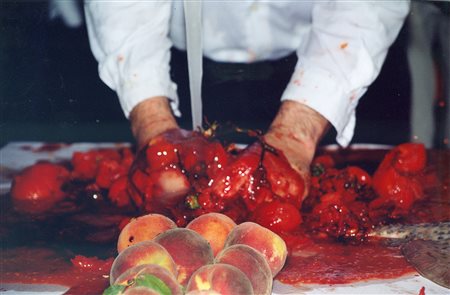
[340,42,348,49]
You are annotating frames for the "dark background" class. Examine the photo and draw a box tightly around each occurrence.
[0,2,446,148]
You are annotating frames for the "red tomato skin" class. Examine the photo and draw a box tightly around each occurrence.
[251,201,302,234]
[312,155,336,169]
[345,166,372,187]
[205,141,228,178]
[145,142,178,170]
[263,150,305,207]
[392,143,426,174]
[71,149,121,180]
[371,167,423,217]
[71,151,98,179]
[95,159,122,189]
[11,162,70,213]
[108,176,131,207]
[204,143,261,202]
[370,143,427,218]
[127,169,151,208]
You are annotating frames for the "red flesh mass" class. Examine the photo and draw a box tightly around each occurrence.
[11,162,70,213]
[4,136,449,293]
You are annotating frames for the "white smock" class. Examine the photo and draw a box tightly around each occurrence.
[84,1,410,147]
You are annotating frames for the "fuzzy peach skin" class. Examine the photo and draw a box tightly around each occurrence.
[110,240,177,285]
[122,286,160,295]
[186,213,236,257]
[215,244,272,295]
[113,264,183,295]
[117,213,177,253]
[153,228,214,286]
[184,291,221,295]
[185,263,254,295]
[223,222,288,276]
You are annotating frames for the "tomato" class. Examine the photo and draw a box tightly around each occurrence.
[371,143,427,218]
[316,168,340,195]
[262,148,305,207]
[95,159,122,189]
[242,185,272,212]
[71,149,121,180]
[318,191,343,207]
[11,162,70,213]
[205,143,261,201]
[205,141,228,178]
[371,168,423,218]
[251,201,302,234]
[128,169,151,208]
[71,151,98,180]
[108,176,131,207]
[311,155,335,177]
[375,143,426,177]
[339,166,373,203]
[392,143,426,174]
[345,166,372,187]
[119,147,135,171]
[179,141,202,174]
[145,141,178,170]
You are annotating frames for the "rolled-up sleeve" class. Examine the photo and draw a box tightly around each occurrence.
[281,1,410,146]
[84,1,179,118]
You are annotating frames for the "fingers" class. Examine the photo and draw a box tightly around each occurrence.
[264,101,330,199]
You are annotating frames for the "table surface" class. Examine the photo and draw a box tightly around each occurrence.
[0,142,449,295]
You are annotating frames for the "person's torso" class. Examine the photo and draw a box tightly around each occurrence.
[170,1,314,62]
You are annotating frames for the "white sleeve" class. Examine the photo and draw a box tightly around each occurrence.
[84,1,179,118]
[281,1,410,147]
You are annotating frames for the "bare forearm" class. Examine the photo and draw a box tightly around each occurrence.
[130,96,179,149]
[265,100,329,175]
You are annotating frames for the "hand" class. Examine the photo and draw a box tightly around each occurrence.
[264,100,329,198]
[129,96,179,150]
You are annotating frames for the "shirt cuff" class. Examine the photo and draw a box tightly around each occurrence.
[280,66,360,147]
[99,62,180,119]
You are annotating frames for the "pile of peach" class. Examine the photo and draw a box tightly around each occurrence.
[105,212,288,295]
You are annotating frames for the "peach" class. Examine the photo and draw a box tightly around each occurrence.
[113,264,183,295]
[110,240,177,285]
[117,213,177,253]
[186,213,236,256]
[224,222,287,276]
[185,291,221,295]
[122,287,161,295]
[215,244,272,295]
[185,264,254,295]
[153,228,214,286]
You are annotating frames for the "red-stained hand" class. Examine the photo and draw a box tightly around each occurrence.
[264,100,329,199]
[129,96,179,150]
